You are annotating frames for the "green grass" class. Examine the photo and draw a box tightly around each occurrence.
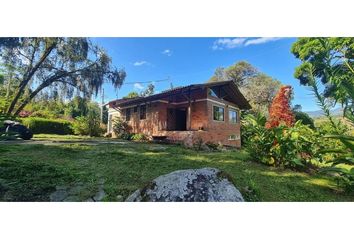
[0,134,353,201]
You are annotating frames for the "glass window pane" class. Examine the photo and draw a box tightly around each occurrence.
[229,109,238,123]
[213,106,224,121]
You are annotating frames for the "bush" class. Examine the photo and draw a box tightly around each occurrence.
[294,111,315,129]
[131,133,148,142]
[113,117,131,139]
[72,116,102,136]
[22,117,73,135]
[242,114,321,169]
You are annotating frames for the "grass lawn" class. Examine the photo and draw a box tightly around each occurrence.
[0,134,353,201]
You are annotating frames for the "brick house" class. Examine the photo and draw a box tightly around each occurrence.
[107,80,251,147]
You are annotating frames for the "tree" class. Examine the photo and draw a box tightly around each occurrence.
[266,86,295,128]
[140,83,155,97]
[241,73,281,115]
[0,38,126,116]
[292,37,354,189]
[208,61,281,115]
[291,37,354,127]
[123,91,139,99]
[208,61,258,87]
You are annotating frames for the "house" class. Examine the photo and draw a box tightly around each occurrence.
[107,80,251,147]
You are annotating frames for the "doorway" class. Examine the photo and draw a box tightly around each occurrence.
[167,108,187,131]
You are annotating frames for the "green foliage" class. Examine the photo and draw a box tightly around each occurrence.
[320,134,354,190]
[123,91,139,99]
[71,103,102,136]
[1,135,352,201]
[291,37,354,131]
[208,61,281,116]
[0,37,126,116]
[292,37,354,189]
[242,114,321,169]
[130,133,148,142]
[294,111,315,129]
[22,117,73,135]
[113,117,131,140]
[208,61,258,87]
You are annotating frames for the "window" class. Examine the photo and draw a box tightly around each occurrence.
[208,88,218,97]
[229,134,239,140]
[125,108,131,121]
[140,105,146,120]
[208,86,227,99]
[134,106,138,113]
[229,109,238,123]
[213,106,224,121]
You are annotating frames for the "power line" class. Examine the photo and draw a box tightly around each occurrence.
[123,77,170,85]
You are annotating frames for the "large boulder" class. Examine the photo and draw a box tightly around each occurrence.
[126,168,244,202]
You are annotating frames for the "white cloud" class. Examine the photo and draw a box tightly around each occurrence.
[162,49,172,56]
[133,61,148,66]
[134,83,144,90]
[244,37,282,46]
[212,37,282,50]
[212,38,247,50]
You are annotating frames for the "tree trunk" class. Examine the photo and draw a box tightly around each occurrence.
[13,73,71,116]
[6,43,56,115]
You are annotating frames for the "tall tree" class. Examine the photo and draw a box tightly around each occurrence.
[140,83,155,97]
[0,38,126,116]
[291,37,354,126]
[208,61,258,87]
[208,61,281,115]
[241,73,282,115]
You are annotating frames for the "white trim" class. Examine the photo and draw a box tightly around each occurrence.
[228,105,239,110]
[206,98,226,106]
[228,134,240,140]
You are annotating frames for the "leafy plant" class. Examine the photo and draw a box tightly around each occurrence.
[131,133,148,142]
[113,117,131,140]
[292,37,354,189]
[22,117,73,135]
[320,134,354,190]
[242,113,320,169]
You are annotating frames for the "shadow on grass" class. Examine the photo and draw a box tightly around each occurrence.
[0,142,353,202]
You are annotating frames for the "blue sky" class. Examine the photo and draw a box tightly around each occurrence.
[92,37,320,112]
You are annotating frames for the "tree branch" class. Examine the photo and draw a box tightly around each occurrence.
[7,40,57,115]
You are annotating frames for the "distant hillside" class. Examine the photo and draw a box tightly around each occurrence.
[305,108,343,118]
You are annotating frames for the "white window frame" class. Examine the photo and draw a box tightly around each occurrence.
[228,134,240,140]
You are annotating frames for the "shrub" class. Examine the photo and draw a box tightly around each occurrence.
[72,116,102,136]
[113,117,131,139]
[131,133,148,142]
[242,114,320,169]
[22,117,73,135]
[294,111,315,129]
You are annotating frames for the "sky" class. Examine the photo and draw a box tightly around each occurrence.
[92,37,320,112]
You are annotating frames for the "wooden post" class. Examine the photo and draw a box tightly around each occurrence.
[187,87,192,130]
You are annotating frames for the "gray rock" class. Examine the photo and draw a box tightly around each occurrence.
[126,168,244,202]
[50,186,68,201]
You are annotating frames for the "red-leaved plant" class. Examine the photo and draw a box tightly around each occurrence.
[266,85,295,128]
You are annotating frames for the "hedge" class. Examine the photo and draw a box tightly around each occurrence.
[22,117,73,135]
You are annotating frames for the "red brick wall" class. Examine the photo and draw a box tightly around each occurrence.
[117,87,242,147]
